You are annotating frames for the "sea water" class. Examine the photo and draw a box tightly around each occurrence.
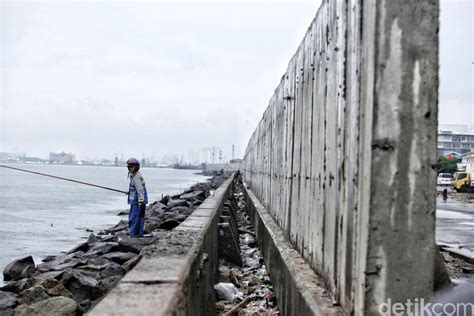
[0,163,208,285]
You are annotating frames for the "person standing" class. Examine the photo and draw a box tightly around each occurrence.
[126,158,148,238]
[442,188,448,203]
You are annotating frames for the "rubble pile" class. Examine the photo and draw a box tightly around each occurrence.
[440,248,474,280]
[215,179,279,315]
[453,193,474,204]
[0,175,228,316]
[438,191,474,204]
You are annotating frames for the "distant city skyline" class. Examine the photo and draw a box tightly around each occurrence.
[0,146,233,165]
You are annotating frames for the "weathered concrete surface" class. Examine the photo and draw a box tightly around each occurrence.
[242,0,439,314]
[88,176,234,315]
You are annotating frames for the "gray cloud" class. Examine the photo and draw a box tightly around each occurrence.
[439,0,474,126]
[1,1,472,161]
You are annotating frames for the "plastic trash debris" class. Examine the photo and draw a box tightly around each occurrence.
[214,282,244,302]
[256,265,268,276]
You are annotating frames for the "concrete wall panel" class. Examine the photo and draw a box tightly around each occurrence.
[242,0,438,314]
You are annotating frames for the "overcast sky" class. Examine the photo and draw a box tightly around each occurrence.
[1,0,473,161]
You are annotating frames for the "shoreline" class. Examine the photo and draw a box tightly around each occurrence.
[0,166,209,283]
[0,174,230,315]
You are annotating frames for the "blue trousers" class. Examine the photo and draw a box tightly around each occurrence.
[129,204,144,238]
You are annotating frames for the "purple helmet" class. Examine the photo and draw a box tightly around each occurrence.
[127,157,140,166]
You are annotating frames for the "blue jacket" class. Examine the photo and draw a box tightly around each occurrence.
[128,171,148,205]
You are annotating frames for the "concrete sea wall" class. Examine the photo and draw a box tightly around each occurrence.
[242,0,439,314]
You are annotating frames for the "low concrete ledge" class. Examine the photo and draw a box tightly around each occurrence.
[89,176,234,316]
[242,183,344,316]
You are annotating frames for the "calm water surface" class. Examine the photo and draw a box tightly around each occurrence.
[0,164,208,284]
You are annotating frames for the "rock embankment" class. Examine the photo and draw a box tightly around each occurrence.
[0,174,228,316]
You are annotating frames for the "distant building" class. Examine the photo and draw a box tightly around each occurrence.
[20,157,46,164]
[49,152,76,164]
[457,153,474,172]
[462,153,474,164]
[0,152,25,162]
[437,124,474,156]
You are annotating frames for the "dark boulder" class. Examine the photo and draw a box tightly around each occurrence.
[0,291,17,311]
[79,299,91,312]
[37,256,86,273]
[41,256,57,263]
[0,278,34,294]
[71,255,110,278]
[36,260,57,274]
[76,260,125,280]
[158,219,181,230]
[87,233,99,244]
[148,203,166,215]
[36,270,66,283]
[39,279,75,300]
[86,256,110,267]
[38,278,60,290]
[105,220,128,234]
[101,235,119,243]
[87,242,119,256]
[1,308,13,316]
[117,237,156,254]
[190,198,203,206]
[182,188,194,194]
[96,276,121,294]
[157,211,180,223]
[180,190,205,201]
[121,255,141,273]
[177,214,190,222]
[66,241,89,255]
[47,284,74,300]
[159,195,170,205]
[18,285,50,305]
[170,206,190,214]
[144,218,162,234]
[53,259,88,272]
[60,269,100,301]
[36,252,88,273]
[101,252,137,265]
[167,199,189,208]
[74,266,103,280]
[3,256,35,281]
[14,296,79,316]
[117,209,129,216]
[148,208,163,218]
[97,262,125,280]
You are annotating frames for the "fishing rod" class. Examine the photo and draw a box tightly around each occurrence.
[0,164,129,195]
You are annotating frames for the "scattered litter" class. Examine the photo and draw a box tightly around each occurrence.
[214,282,244,303]
[215,177,279,315]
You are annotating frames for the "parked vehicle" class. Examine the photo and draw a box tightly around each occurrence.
[437,173,453,186]
[452,168,474,193]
